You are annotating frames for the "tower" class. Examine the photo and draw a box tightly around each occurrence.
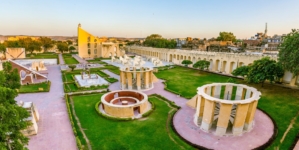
[264,23,267,36]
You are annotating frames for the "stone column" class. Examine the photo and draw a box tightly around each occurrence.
[144,71,149,89]
[290,76,298,86]
[201,99,215,132]
[136,72,141,90]
[233,104,249,135]
[244,101,258,131]
[215,103,232,136]
[126,72,133,90]
[195,96,205,125]
[224,85,233,100]
[120,71,126,90]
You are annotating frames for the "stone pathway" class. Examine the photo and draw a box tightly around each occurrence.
[72,54,88,64]
[58,53,65,65]
[15,66,77,150]
[294,141,299,150]
[105,70,275,150]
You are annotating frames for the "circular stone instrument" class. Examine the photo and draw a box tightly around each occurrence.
[100,90,150,118]
[194,83,261,136]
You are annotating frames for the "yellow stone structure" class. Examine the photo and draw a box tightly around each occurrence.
[77,24,123,59]
[127,46,299,86]
[120,67,158,90]
[100,90,150,118]
[189,83,261,136]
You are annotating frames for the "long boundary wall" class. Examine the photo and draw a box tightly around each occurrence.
[127,46,299,87]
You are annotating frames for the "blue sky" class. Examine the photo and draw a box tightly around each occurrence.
[0,0,298,39]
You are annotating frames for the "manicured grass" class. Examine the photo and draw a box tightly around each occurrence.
[26,53,58,59]
[103,64,120,75]
[70,94,194,150]
[155,66,299,149]
[63,54,79,64]
[19,81,50,93]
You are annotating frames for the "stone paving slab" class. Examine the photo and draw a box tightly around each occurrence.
[59,54,65,65]
[15,66,77,150]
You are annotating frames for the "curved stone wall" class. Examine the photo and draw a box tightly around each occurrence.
[194,83,261,136]
[120,67,157,91]
[101,90,149,118]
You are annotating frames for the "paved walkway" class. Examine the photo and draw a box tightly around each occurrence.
[58,54,65,65]
[295,140,299,150]
[105,70,275,150]
[16,66,77,150]
[72,54,88,64]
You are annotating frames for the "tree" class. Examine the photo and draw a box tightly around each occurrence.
[0,63,30,149]
[232,66,249,77]
[143,34,177,49]
[216,32,236,42]
[57,42,69,53]
[193,60,210,70]
[69,46,76,51]
[0,43,6,53]
[235,57,284,87]
[19,38,42,54]
[39,37,53,51]
[1,62,21,89]
[66,40,73,45]
[181,60,192,67]
[69,65,76,71]
[278,29,299,76]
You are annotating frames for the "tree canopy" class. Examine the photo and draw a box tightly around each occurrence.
[232,57,284,87]
[57,42,69,53]
[181,60,193,66]
[278,29,299,76]
[0,43,6,53]
[216,32,236,42]
[143,34,177,49]
[39,37,54,51]
[193,60,210,70]
[0,63,30,149]
[69,46,76,51]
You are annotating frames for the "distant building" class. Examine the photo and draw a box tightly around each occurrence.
[175,38,187,48]
[77,24,124,59]
[7,36,39,41]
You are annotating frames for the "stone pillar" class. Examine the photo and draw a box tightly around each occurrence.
[195,96,205,125]
[213,85,222,98]
[233,104,249,135]
[290,76,298,86]
[136,72,141,90]
[126,72,133,90]
[244,101,258,131]
[201,99,215,132]
[224,85,233,100]
[235,86,243,100]
[144,71,149,89]
[215,103,232,136]
[120,71,126,90]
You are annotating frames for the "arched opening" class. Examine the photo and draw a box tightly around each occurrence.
[184,56,186,60]
[238,62,244,67]
[222,61,227,73]
[188,56,191,61]
[215,60,220,72]
[180,55,183,60]
[169,54,173,62]
[192,57,196,63]
[209,59,213,71]
[206,46,210,51]
[229,62,237,74]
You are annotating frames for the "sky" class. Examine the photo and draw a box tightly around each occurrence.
[0,0,299,39]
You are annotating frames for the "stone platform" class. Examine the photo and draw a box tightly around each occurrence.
[173,107,275,150]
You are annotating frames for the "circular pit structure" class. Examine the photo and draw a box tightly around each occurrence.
[100,90,150,119]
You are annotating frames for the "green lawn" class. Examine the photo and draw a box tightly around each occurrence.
[26,53,58,59]
[19,81,50,93]
[70,94,194,150]
[155,66,299,149]
[63,54,79,64]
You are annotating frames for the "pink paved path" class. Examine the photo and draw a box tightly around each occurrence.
[106,70,274,150]
[16,66,77,150]
[58,54,65,65]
